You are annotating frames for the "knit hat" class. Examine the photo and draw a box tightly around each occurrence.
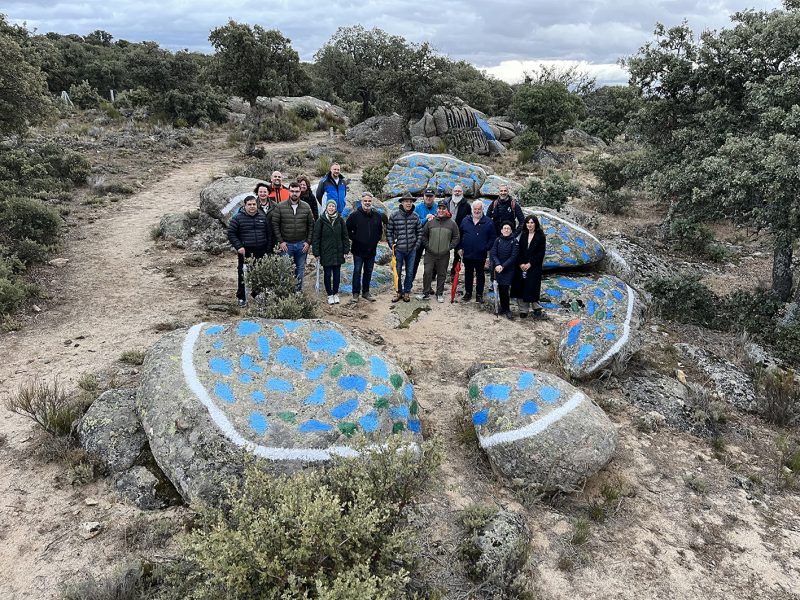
[325,199,337,210]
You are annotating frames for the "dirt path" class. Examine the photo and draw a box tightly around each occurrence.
[0,148,235,600]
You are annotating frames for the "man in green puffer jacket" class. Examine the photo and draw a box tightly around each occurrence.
[419,200,460,302]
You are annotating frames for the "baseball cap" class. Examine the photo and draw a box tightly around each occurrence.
[437,200,448,208]
[424,188,435,196]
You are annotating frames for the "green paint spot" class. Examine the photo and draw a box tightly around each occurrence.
[390,373,403,389]
[410,399,418,416]
[596,311,606,320]
[338,422,357,437]
[330,363,343,377]
[346,351,365,366]
[278,411,296,423]
[571,300,580,313]
[374,397,390,409]
[468,384,479,399]
[392,422,405,434]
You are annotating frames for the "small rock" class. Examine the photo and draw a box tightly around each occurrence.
[48,258,69,267]
[32,305,41,313]
[676,369,687,384]
[80,521,103,539]
[84,497,100,506]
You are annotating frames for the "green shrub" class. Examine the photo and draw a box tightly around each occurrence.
[0,276,27,315]
[68,80,104,109]
[256,114,302,142]
[120,350,146,365]
[753,367,799,427]
[229,156,287,181]
[178,438,441,599]
[511,129,541,156]
[0,144,90,196]
[646,275,718,327]
[63,561,164,600]
[669,218,725,262]
[0,196,62,246]
[245,254,318,319]
[593,189,634,215]
[585,153,631,193]
[5,378,84,437]
[315,155,333,177]
[158,85,228,126]
[114,87,155,110]
[517,172,580,210]
[13,238,51,265]
[774,324,800,365]
[719,288,782,335]
[292,103,318,121]
[361,162,390,196]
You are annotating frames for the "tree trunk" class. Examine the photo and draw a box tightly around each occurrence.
[772,235,793,301]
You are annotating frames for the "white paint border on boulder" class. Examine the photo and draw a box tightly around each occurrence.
[478,391,585,448]
[586,283,636,374]
[220,192,252,219]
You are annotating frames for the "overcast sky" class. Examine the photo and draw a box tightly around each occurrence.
[6,0,782,85]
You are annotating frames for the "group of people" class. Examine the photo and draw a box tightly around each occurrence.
[226,165,546,319]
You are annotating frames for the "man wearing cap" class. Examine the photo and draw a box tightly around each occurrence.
[272,181,314,291]
[419,200,461,302]
[387,196,423,302]
[412,188,438,284]
[227,194,273,306]
[346,192,384,302]
[448,184,471,277]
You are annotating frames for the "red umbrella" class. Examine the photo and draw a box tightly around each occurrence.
[450,258,461,303]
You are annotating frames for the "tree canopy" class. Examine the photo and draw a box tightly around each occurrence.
[511,81,584,148]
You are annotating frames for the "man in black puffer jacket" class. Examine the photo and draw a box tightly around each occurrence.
[346,192,384,303]
[387,196,423,302]
[227,195,273,306]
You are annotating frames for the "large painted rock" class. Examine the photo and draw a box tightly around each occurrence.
[530,210,605,269]
[468,368,616,491]
[338,262,392,294]
[546,275,638,379]
[409,102,509,155]
[138,319,422,505]
[479,175,522,197]
[384,153,487,198]
[200,176,262,223]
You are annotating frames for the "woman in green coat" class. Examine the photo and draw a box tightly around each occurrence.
[312,199,351,304]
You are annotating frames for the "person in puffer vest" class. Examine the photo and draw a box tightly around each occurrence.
[227,195,273,306]
[419,201,460,302]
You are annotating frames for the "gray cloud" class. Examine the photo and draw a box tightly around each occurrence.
[5,0,782,83]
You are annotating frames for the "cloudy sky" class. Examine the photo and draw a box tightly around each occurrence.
[6,0,782,85]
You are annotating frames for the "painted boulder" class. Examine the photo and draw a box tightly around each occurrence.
[137,319,422,505]
[199,176,262,223]
[338,262,392,294]
[544,274,638,379]
[529,210,605,269]
[384,153,487,198]
[479,175,522,197]
[468,367,617,491]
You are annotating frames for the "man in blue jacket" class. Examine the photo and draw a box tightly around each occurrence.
[315,162,348,214]
[459,200,496,303]
[412,188,438,285]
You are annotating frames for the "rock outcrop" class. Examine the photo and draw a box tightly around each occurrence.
[345,113,406,147]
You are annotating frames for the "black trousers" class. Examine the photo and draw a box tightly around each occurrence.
[463,257,486,296]
[412,246,425,283]
[499,284,511,313]
[236,246,268,300]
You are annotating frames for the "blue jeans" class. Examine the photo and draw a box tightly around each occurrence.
[352,254,376,296]
[395,249,416,294]
[281,241,307,291]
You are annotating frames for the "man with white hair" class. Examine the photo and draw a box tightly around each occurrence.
[458,200,496,303]
[346,191,384,302]
[448,184,471,277]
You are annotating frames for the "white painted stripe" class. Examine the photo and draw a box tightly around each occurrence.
[478,391,585,448]
[587,284,636,373]
[220,192,251,218]
[533,210,603,247]
[182,323,359,461]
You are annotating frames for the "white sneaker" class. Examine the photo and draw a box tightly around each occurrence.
[333,294,340,304]
[327,295,335,305]
[437,295,444,303]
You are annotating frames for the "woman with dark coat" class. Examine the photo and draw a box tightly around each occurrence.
[489,221,519,320]
[312,199,350,305]
[511,215,547,317]
[297,175,320,221]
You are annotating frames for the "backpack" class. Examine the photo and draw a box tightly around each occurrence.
[490,197,517,214]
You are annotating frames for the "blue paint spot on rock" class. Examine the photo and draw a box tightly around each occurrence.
[404,383,414,402]
[212,341,224,350]
[575,237,586,247]
[473,408,489,426]
[306,364,326,380]
[239,373,253,384]
[407,419,421,433]
[276,346,304,371]
[612,289,624,301]
[209,357,233,376]
[567,322,583,347]
[605,324,617,331]
[575,344,595,365]
[206,325,224,335]
[521,400,539,415]
[546,288,562,298]
[483,384,510,401]
[283,321,303,332]
[214,382,235,404]
[308,329,348,355]
[594,289,606,299]
[390,405,410,419]
[238,321,261,336]
[372,384,392,398]
[581,252,592,262]
[370,356,389,380]
[561,244,571,254]
[304,384,325,405]
[587,300,597,316]
[539,386,561,404]
[517,371,535,390]
[251,391,265,404]
[273,326,286,339]
[298,419,333,433]
[330,399,359,419]
[358,411,379,433]
[249,412,267,434]
[266,378,294,393]
[240,354,263,373]
[257,336,270,360]
[339,375,368,393]
[605,333,616,341]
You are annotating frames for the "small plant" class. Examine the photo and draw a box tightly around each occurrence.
[460,503,498,531]
[5,378,84,437]
[570,518,590,545]
[683,472,707,494]
[120,350,146,366]
[361,162,391,196]
[775,435,800,490]
[62,561,163,600]
[646,275,718,327]
[593,189,634,215]
[68,80,104,109]
[517,172,580,210]
[315,155,333,177]
[291,103,318,121]
[255,113,302,143]
[245,254,316,319]
[754,368,800,427]
[669,218,726,262]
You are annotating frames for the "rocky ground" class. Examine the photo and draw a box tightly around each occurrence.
[0,121,798,599]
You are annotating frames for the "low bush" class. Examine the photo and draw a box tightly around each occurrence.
[361,162,391,197]
[246,254,318,319]
[753,367,800,427]
[177,438,441,599]
[120,350,146,365]
[517,172,580,210]
[0,196,62,247]
[512,129,541,165]
[68,80,104,109]
[291,102,318,121]
[0,143,90,197]
[255,113,302,143]
[4,378,85,438]
[228,155,287,181]
[646,275,718,327]
[158,85,228,126]
[63,561,164,600]
[593,189,634,215]
[669,218,726,262]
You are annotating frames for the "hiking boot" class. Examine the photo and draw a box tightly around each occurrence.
[475,295,483,303]
[531,301,543,311]
[461,292,472,302]
[352,293,359,303]
[361,293,376,302]
[238,298,247,307]
[327,295,335,305]
[505,311,514,320]
[416,293,430,300]
[392,292,402,303]
[436,295,444,303]
[403,293,411,302]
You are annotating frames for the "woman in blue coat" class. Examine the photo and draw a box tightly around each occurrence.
[489,221,519,320]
